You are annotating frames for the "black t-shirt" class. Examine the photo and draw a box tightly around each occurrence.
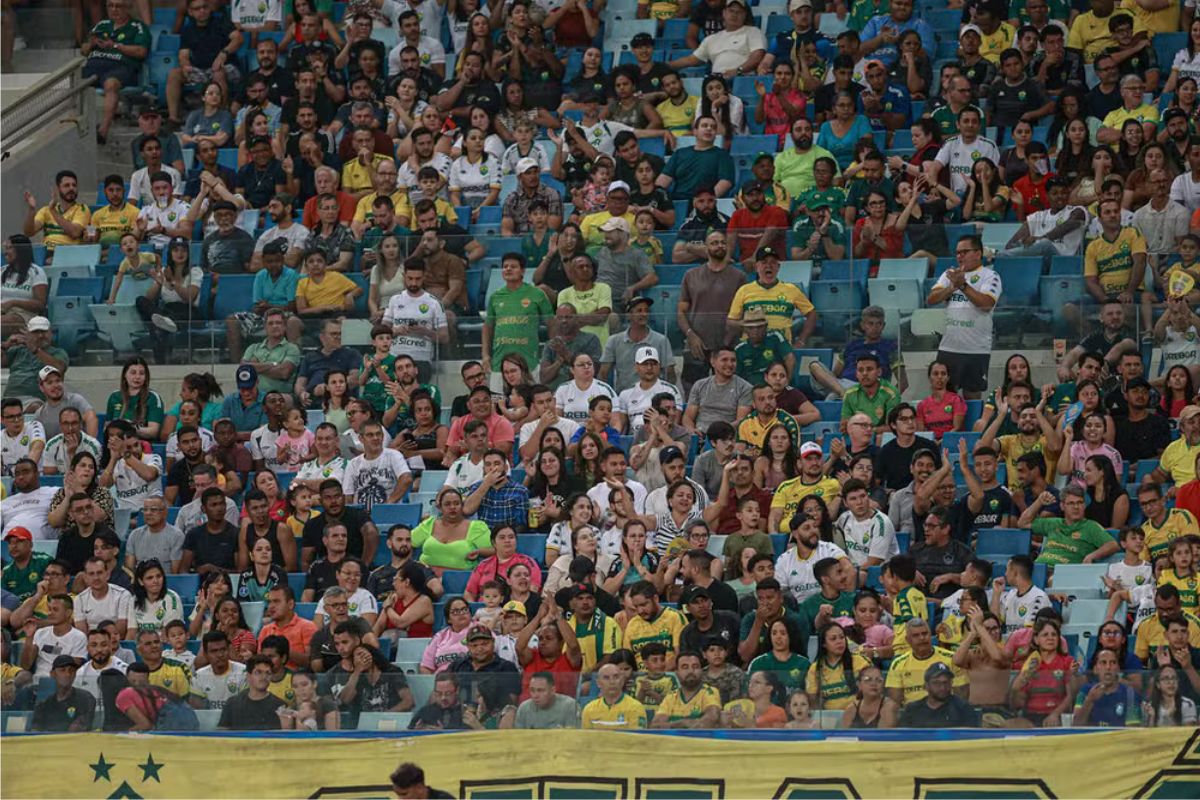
[815,81,862,117]
[304,557,344,597]
[366,560,437,600]
[200,229,256,275]
[954,486,1013,545]
[302,507,371,560]
[689,580,740,615]
[635,63,673,97]
[282,94,338,129]
[408,702,468,730]
[898,695,980,727]
[166,458,205,505]
[181,16,235,69]
[436,78,502,115]
[236,161,287,209]
[447,656,521,713]
[1113,412,1172,465]
[217,691,286,730]
[32,688,96,731]
[321,665,409,716]
[679,610,742,664]
[246,66,296,107]
[387,68,442,104]
[183,524,239,571]
[308,618,371,671]
[910,539,972,599]
[616,153,665,187]
[690,2,725,38]
[1084,84,1122,126]
[874,436,940,492]
[56,526,115,577]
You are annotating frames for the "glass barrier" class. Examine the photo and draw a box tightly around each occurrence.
[4,667,1185,733]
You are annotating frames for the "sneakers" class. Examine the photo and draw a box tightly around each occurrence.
[151,314,177,333]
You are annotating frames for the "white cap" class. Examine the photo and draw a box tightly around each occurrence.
[789,0,812,10]
[599,216,630,233]
[960,24,983,39]
[38,365,61,381]
[635,346,660,364]
[607,180,631,194]
[516,157,540,174]
[799,441,823,457]
[26,316,50,332]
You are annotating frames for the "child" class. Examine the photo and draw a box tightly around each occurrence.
[633,642,678,715]
[472,581,507,630]
[631,209,663,266]
[286,484,320,541]
[881,555,926,655]
[721,497,774,577]
[358,326,397,415]
[990,554,1051,639]
[1131,556,1171,634]
[163,620,195,672]
[520,201,553,270]
[936,586,986,652]
[492,600,530,664]
[501,119,550,176]
[784,689,818,729]
[1102,526,1154,621]
[573,155,613,215]
[413,166,459,223]
[275,407,316,471]
[702,640,746,705]
[1159,538,1198,615]
[106,232,158,303]
[940,558,993,617]
[851,588,894,661]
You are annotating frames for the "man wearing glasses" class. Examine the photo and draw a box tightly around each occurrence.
[926,236,1002,401]
[928,77,985,139]
[1084,55,1123,121]
[0,399,44,476]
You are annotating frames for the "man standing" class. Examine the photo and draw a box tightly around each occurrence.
[594,217,658,311]
[482,253,553,380]
[382,259,449,382]
[678,236,747,392]
[926,235,1002,400]
[343,421,413,507]
[1,320,69,404]
[601,298,675,393]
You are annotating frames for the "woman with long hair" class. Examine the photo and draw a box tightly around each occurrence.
[574,431,606,489]
[411,488,494,572]
[546,525,616,596]
[890,30,932,97]
[128,559,184,634]
[799,495,837,546]
[560,46,608,113]
[894,175,953,263]
[162,400,212,471]
[161,371,223,441]
[1058,411,1123,489]
[1082,455,1130,529]
[525,447,583,533]
[757,62,806,148]
[628,159,675,229]
[1047,87,1091,152]
[402,391,449,475]
[1165,76,1200,127]
[852,189,904,265]
[1064,380,1113,441]
[748,619,811,694]
[532,222,582,301]
[321,370,351,434]
[545,493,596,562]
[806,622,869,711]
[374,561,435,641]
[837,664,898,728]
[452,106,505,161]
[602,518,661,593]
[449,127,502,220]
[1144,665,1198,726]
[606,67,664,132]
[999,120,1034,184]
[193,595,258,666]
[1089,620,1143,671]
[1112,118,1145,178]
[722,671,787,729]
[1,234,47,335]
[236,109,279,165]
[754,425,800,492]
[963,157,1010,224]
[696,74,744,143]
[979,354,1031,431]
[236,537,289,602]
[818,93,873,170]
[367,233,405,323]
[1159,365,1196,419]
[495,80,558,143]
[180,82,234,148]
[1163,18,1200,93]
[47,452,115,551]
[887,118,942,185]
[1010,618,1078,726]
[1069,146,1114,206]
[1124,143,1173,210]
[187,572,237,638]
[499,353,535,426]
[448,0,484,52]
[1055,117,1097,187]
[284,670,341,730]
[384,76,429,143]
[106,356,165,440]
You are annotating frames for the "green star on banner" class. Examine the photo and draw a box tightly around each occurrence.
[90,754,115,782]
[138,754,164,783]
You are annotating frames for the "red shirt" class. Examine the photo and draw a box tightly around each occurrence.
[521,651,578,701]
[302,190,357,229]
[1013,173,1052,220]
[1177,480,1200,521]
[716,486,773,534]
[727,205,790,261]
[853,217,904,266]
[1019,652,1077,715]
[382,594,433,638]
[916,392,967,440]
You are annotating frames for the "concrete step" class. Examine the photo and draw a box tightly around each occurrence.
[10,47,80,73]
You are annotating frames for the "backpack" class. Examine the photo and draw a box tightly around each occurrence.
[140,687,200,732]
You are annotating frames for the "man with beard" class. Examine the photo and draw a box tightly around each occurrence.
[366,525,442,600]
[164,427,211,506]
[433,51,502,120]
[682,347,753,438]
[244,37,294,108]
[679,585,742,663]
[980,398,1062,492]
[1113,377,1171,464]
[301,481,379,568]
[307,587,379,672]
[670,187,731,264]
[183,140,237,202]
[773,118,837,199]
[31,366,97,440]
[251,194,309,270]
[726,183,790,269]
[678,233,747,391]
[898,663,980,727]
[23,171,91,250]
[199,199,255,274]
[40,395,104,473]
[389,47,441,106]
[342,421,412,507]
[650,651,721,728]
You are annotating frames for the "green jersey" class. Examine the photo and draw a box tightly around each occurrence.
[797,590,858,632]
[88,18,151,69]
[486,283,553,369]
[1033,518,1115,565]
[735,330,792,385]
[929,103,986,139]
[840,380,901,427]
[1,552,53,601]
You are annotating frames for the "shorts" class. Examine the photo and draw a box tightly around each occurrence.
[184,64,242,86]
[937,350,990,393]
[83,59,138,87]
[231,310,293,338]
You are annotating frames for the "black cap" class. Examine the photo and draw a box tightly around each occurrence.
[139,102,164,117]
[925,662,953,682]
[1164,108,1189,124]
[631,32,654,47]
[658,445,685,465]
[263,239,289,256]
[680,585,712,604]
[625,296,653,312]
[743,179,766,194]
[52,655,79,671]
[756,245,781,261]
[577,88,603,103]
[555,581,596,609]
[1126,376,1152,391]
[210,200,238,214]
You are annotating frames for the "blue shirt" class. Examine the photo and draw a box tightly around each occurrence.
[1075,682,1142,727]
[856,84,911,130]
[467,479,530,531]
[816,115,874,170]
[839,337,898,380]
[252,267,300,307]
[219,390,266,432]
[858,14,936,68]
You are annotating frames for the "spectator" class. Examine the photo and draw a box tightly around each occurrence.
[669,0,765,77]
[928,107,999,194]
[897,662,980,727]
[79,0,149,144]
[1074,647,1143,726]
[671,187,732,264]
[31,655,95,731]
[656,117,736,200]
[925,235,1002,400]
[167,0,243,128]
[22,170,91,251]
[132,104,186,172]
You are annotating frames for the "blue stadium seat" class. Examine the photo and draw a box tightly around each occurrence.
[817,261,869,293]
[211,274,256,321]
[993,257,1042,306]
[814,400,842,420]
[516,534,547,563]
[942,431,980,456]
[1154,32,1187,69]
[975,528,1032,559]
[47,296,96,355]
[868,278,922,310]
[792,347,833,393]
[51,244,101,268]
[442,570,472,595]
[167,574,201,599]
[876,258,927,280]
[55,277,104,302]
[810,280,864,338]
[777,260,812,292]
[1039,276,1087,312]
[295,602,318,619]
[371,504,422,528]
[1049,255,1081,275]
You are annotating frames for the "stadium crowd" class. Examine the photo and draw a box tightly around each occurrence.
[2,0,1200,733]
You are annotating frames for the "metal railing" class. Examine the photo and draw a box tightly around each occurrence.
[1,56,95,157]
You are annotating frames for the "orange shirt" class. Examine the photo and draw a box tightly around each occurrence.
[258,612,317,669]
[302,191,358,229]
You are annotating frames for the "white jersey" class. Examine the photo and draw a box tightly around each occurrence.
[137,199,191,249]
[935,135,1000,194]
[112,453,163,511]
[1160,322,1200,376]
[252,222,310,254]
[616,380,684,434]
[1105,561,1154,594]
[1085,207,1135,238]
[380,0,445,41]
[448,154,501,206]
[76,657,129,700]
[834,509,898,567]
[30,625,87,674]
[1025,205,1086,256]
[127,589,185,633]
[231,0,282,26]
[1130,582,1157,633]
[128,165,183,206]
[343,449,412,506]
[315,586,378,618]
[166,427,215,464]
[775,541,848,605]
[249,425,284,472]
[382,290,448,364]
[1,421,46,475]
[500,143,551,176]
[587,478,648,515]
[192,661,247,709]
[554,379,617,422]
[398,152,452,190]
[941,586,994,617]
[997,585,1051,636]
[643,478,709,520]
[75,585,134,630]
[576,120,633,157]
[387,36,445,74]
[518,417,580,448]
[446,454,485,491]
[933,266,1002,355]
[42,432,102,474]
[1,486,59,539]
[295,455,348,486]
[1169,171,1200,212]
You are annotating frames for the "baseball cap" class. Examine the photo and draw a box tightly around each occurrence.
[753,152,775,165]
[516,157,540,174]
[726,0,749,8]
[1179,404,1200,422]
[789,0,812,9]
[693,185,716,197]
[960,24,983,39]
[625,296,653,312]
[635,346,660,364]
[51,655,79,671]
[680,585,712,605]
[925,662,954,682]
[599,216,630,234]
[236,364,258,389]
[741,308,768,327]
[26,316,50,332]
[607,180,631,195]
[139,102,164,117]
[756,245,781,261]
[465,625,494,642]
[799,441,823,458]
[807,198,833,211]
[743,179,766,194]
[262,239,289,256]
[38,365,61,381]
[502,600,527,616]
[1125,377,1151,391]
[210,200,238,214]
[631,32,655,47]
[659,445,686,464]
[4,527,33,541]
[1164,108,1189,125]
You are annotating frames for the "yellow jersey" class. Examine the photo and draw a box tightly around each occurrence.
[995,433,1056,491]
[727,280,815,337]
[1140,508,1199,561]
[90,202,140,245]
[296,271,359,309]
[572,612,623,675]
[804,652,871,710]
[1102,104,1160,132]
[1120,0,1178,33]
[581,693,648,729]
[1134,611,1200,662]
[979,22,1017,64]
[268,671,296,708]
[656,95,700,134]
[1159,438,1200,486]
[341,154,391,194]
[890,584,928,655]
[580,209,637,247]
[353,189,410,225]
[1159,568,1200,615]
[884,646,966,704]
[147,661,191,698]
[34,202,91,248]
[654,684,721,723]
[634,672,679,714]
[771,476,842,528]
[1068,11,1146,62]
[623,608,687,669]
[1085,227,1146,296]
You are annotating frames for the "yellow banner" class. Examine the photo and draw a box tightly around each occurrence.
[2,729,1199,799]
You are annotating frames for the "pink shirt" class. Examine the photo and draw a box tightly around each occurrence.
[446,412,515,450]
[466,553,543,597]
[274,429,315,470]
[916,392,967,440]
[761,89,807,147]
[420,625,473,673]
[862,623,893,650]
[1067,441,1123,488]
